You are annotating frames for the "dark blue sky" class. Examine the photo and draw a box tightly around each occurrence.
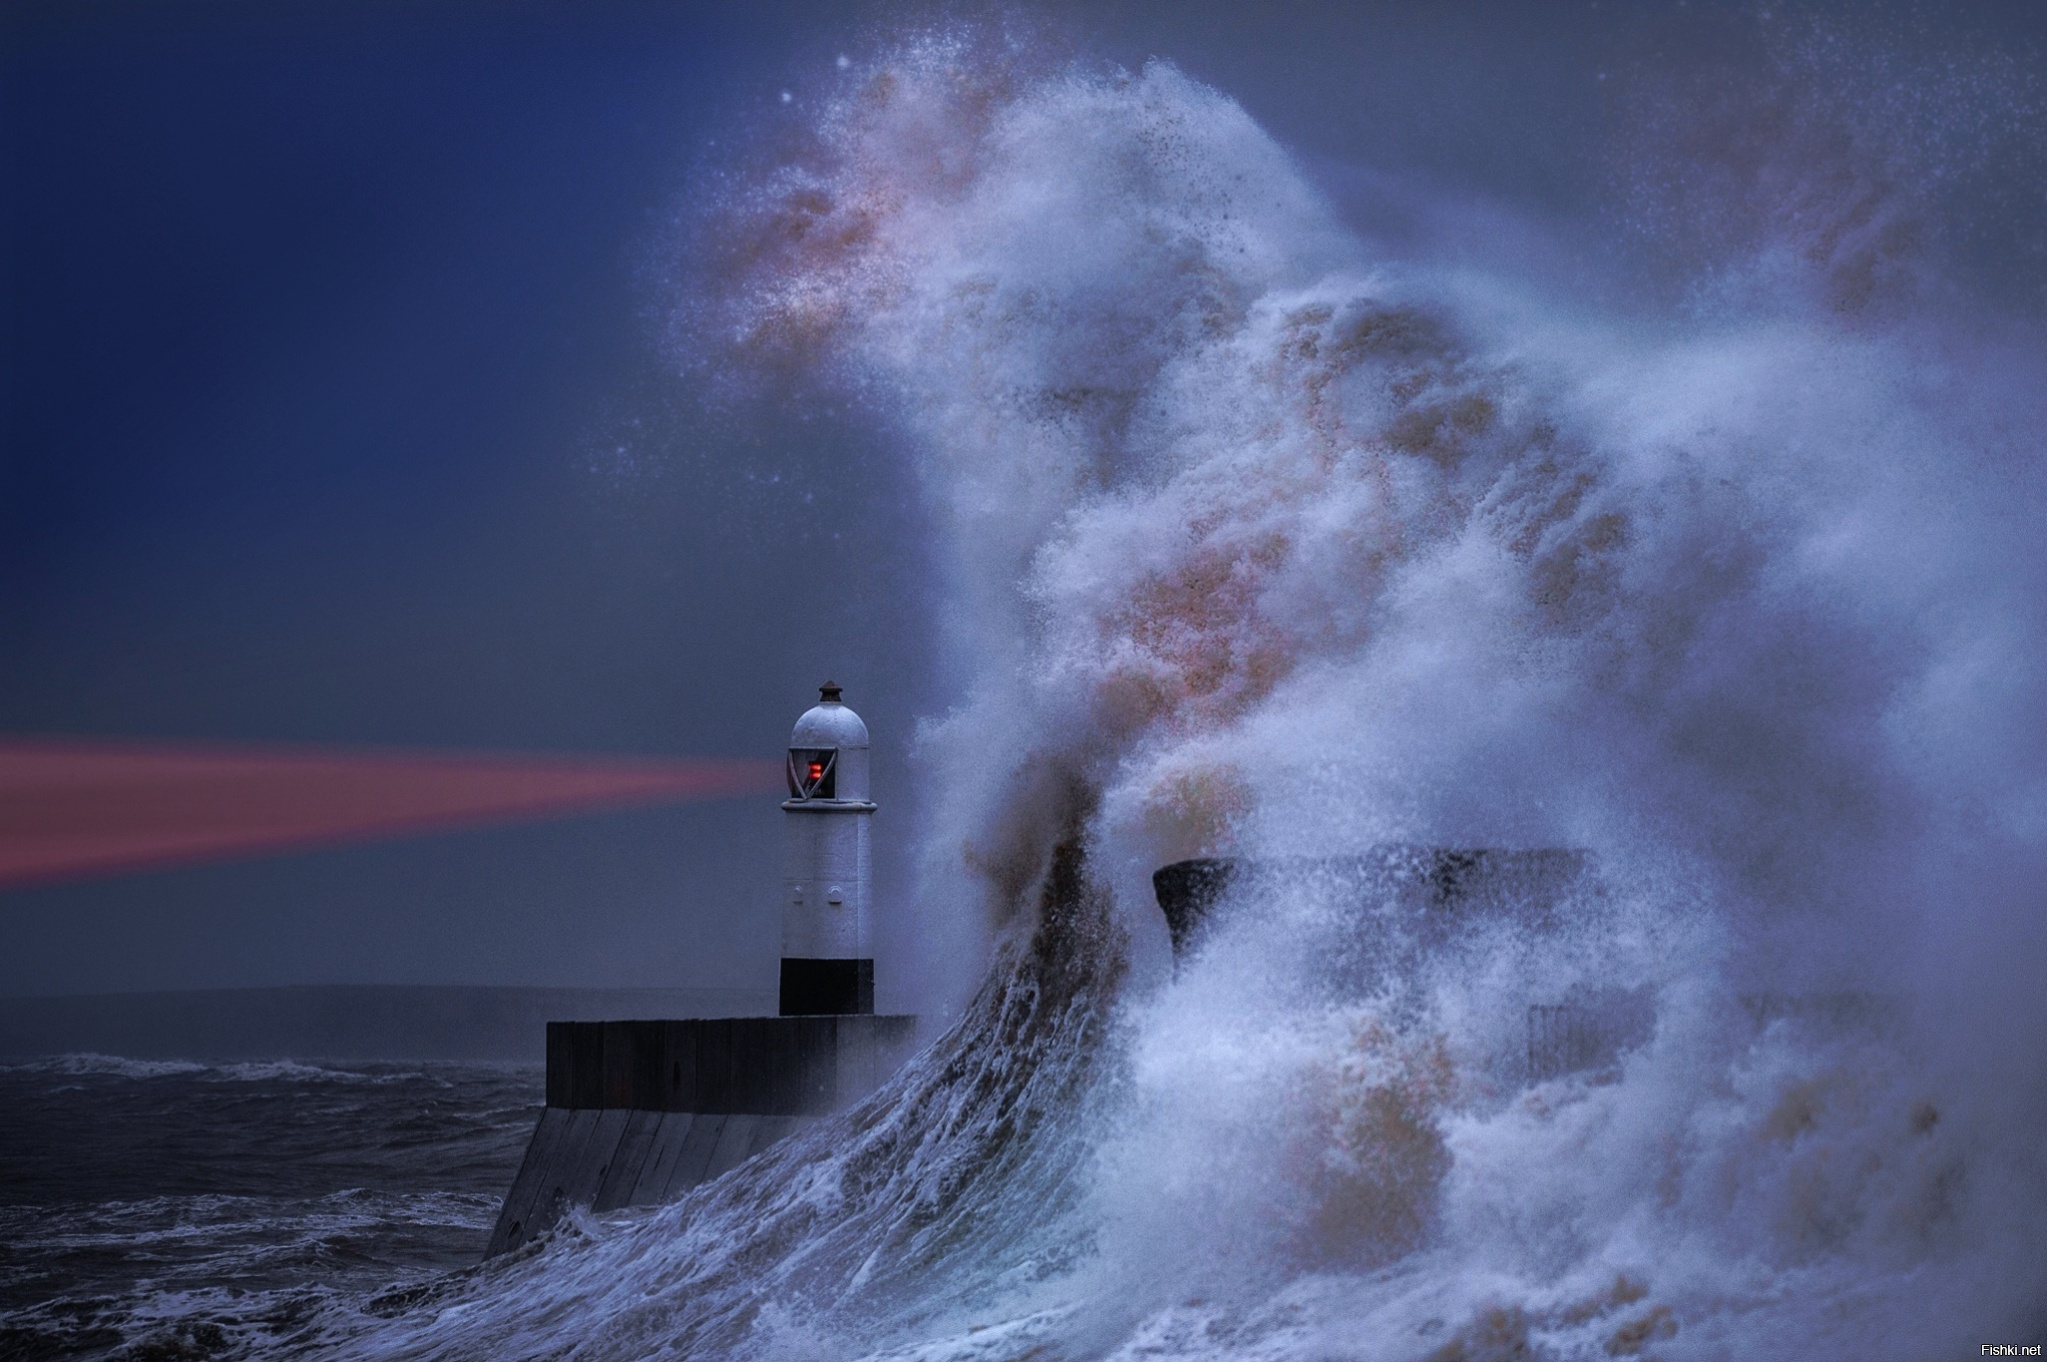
[2,0,2039,998]
[0,0,935,997]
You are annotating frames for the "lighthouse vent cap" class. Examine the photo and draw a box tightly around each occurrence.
[790,682,869,749]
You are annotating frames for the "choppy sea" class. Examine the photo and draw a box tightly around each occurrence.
[0,1054,537,1360]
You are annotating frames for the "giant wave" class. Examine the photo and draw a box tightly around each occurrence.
[312,29,2047,1360]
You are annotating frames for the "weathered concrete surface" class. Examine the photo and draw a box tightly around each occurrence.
[543,1015,917,1115]
[485,1014,916,1257]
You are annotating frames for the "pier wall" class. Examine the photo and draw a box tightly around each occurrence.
[486,1014,916,1256]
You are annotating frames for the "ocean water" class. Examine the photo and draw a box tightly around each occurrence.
[15,20,2047,1361]
[0,1055,538,1359]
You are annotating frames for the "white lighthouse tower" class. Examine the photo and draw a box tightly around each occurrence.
[779,681,877,1014]
[489,694,921,1259]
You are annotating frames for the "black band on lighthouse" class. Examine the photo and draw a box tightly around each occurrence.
[779,958,874,1015]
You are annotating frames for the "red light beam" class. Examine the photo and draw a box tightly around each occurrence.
[0,736,783,892]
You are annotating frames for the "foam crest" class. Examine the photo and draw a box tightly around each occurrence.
[5,1053,208,1079]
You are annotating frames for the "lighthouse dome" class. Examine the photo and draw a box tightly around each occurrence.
[785,682,873,804]
[790,682,869,749]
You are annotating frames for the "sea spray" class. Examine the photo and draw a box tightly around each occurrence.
[321,31,2046,1360]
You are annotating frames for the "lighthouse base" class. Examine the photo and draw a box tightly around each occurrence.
[779,956,873,1014]
[485,1013,916,1257]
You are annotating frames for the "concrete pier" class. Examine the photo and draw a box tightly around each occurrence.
[484,685,918,1258]
[485,1014,915,1256]
[1150,846,1592,960]
[1152,847,1633,1084]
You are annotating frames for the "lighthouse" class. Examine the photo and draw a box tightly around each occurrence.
[780,682,877,1015]
[486,677,915,1257]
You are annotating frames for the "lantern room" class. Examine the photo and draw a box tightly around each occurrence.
[783,681,870,805]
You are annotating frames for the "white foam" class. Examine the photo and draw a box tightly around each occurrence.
[4,1053,208,1079]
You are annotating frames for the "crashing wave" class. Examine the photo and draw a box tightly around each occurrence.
[317,29,2046,1360]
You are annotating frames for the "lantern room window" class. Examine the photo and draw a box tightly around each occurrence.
[787,747,837,800]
